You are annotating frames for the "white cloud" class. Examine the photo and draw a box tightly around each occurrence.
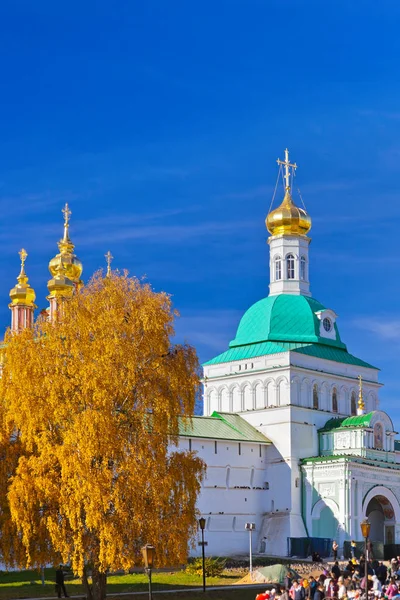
[354,317,400,341]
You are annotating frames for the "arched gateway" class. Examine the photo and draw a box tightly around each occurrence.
[363,487,400,544]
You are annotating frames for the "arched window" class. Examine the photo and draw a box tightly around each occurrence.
[374,422,384,449]
[350,391,357,416]
[313,384,319,409]
[300,256,306,281]
[274,256,282,281]
[287,254,295,279]
[332,388,338,413]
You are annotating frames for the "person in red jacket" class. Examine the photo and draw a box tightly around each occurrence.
[256,591,270,600]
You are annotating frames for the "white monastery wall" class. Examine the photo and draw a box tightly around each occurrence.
[179,436,269,557]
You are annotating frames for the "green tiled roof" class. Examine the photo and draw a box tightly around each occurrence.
[204,341,376,368]
[179,411,270,443]
[231,295,346,350]
[319,412,374,432]
[293,345,375,369]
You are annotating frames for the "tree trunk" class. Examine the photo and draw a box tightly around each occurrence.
[91,566,107,600]
[82,567,93,600]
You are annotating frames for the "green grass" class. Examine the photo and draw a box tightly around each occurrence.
[0,568,251,599]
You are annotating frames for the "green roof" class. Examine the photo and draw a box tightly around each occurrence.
[204,341,375,368]
[179,411,270,443]
[231,295,346,349]
[319,412,374,432]
[203,294,376,369]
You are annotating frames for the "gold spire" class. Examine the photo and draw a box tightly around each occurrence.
[48,203,83,284]
[105,250,113,277]
[9,249,36,307]
[358,375,365,411]
[266,149,312,237]
[58,202,74,254]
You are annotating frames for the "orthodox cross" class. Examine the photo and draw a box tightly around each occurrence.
[19,248,27,268]
[62,203,72,228]
[277,148,297,190]
[105,250,113,277]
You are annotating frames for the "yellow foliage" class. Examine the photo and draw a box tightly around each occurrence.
[0,272,205,578]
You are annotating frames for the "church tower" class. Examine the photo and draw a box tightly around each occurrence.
[9,249,37,332]
[266,149,312,297]
[201,148,381,556]
[47,203,82,321]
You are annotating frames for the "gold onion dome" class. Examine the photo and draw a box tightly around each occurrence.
[47,262,74,299]
[48,203,83,284]
[9,249,37,307]
[266,188,312,236]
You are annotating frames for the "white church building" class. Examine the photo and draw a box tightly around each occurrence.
[179,150,400,558]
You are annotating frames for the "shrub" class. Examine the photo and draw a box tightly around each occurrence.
[186,557,226,578]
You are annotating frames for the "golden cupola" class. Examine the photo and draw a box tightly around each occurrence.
[48,203,83,285]
[266,149,312,237]
[9,249,37,307]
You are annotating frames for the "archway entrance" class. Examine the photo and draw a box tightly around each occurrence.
[366,495,395,544]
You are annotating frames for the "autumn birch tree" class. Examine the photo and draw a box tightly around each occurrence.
[0,272,205,600]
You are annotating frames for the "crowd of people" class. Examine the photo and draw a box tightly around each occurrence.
[256,555,400,600]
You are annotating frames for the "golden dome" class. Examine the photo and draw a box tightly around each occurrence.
[48,203,83,284]
[266,188,312,237]
[47,263,75,300]
[9,249,37,307]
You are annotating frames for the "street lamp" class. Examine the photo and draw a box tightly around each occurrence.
[198,517,207,593]
[142,544,155,600]
[245,522,256,575]
[360,519,371,598]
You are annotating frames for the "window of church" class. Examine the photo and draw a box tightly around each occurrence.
[238,443,241,455]
[313,384,319,409]
[300,256,306,280]
[214,441,218,454]
[287,254,295,279]
[332,388,338,413]
[275,256,282,281]
[374,422,384,449]
[350,391,357,416]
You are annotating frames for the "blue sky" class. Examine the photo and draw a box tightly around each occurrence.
[1,1,400,424]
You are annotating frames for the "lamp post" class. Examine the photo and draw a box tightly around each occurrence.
[198,517,207,593]
[360,519,371,599]
[245,522,256,575]
[142,544,155,600]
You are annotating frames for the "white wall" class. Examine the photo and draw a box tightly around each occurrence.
[179,436,269,557]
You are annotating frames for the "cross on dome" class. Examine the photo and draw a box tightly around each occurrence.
[19,248,27,268]
[105,250,113,277]
[62,203,72,227]
[277,148,297,190]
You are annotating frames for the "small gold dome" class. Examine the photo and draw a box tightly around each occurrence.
[9,249,37,307]
[266,188,312,237]
[48,203,83,284]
